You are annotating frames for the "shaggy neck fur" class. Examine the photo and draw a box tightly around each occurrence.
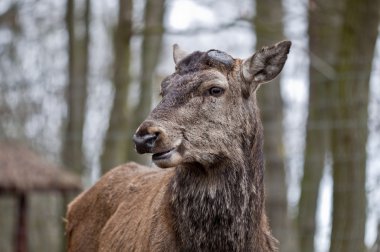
[168,105,269,252]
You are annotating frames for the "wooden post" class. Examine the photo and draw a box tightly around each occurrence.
[15,193,27,252]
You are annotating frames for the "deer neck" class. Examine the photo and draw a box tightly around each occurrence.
[168,127,265,251]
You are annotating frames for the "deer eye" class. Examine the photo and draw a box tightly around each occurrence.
[208,87,224,97]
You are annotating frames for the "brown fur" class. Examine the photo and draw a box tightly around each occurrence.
[66,41,291,252]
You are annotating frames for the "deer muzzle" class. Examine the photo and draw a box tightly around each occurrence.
[133,121,183,168]
[133,133,158,154]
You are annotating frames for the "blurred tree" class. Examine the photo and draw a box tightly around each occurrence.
[0,197,14,252]
[127,0,166,165]
[0,3,19,32]
[101,0,133,174]
[299,0,380,251]
[62,0,91,175]
[61,0,92,250]
[297,0,343,251]
[0,2,22,139]
[254,0,296,251]
[329,0,380,251]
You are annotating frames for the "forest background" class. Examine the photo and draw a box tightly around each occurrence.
[0,0,379,251]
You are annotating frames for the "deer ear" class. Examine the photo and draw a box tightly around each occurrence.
[242,40,291,85]
[173,44,189,65]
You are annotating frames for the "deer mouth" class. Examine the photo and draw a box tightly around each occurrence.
[152,148,176,160]
[152,147,183,168]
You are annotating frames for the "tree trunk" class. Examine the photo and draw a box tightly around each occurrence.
[297,1,343,251]
[0,5,20,252]
[61,1,91,250]
[100,0,133,174]
[15,194,27,252]
[254,0,294,251]
[127,0,166,165]
[62,0,90,176]
[0,196,15,252]
[329,0,379,251]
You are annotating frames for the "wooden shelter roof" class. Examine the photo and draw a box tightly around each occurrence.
[0,142,82,193]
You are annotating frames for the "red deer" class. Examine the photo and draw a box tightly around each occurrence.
[66,41,291,252]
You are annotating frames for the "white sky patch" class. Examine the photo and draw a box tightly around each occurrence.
[168,0,217,30]
[282,0,309,213]
[315,154,333,252]
[282,76,308,105]
[365,33,380,247]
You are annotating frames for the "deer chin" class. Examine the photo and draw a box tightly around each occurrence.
[152,148,183,168]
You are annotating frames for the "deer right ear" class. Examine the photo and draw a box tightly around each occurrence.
[173,44,189,65]
[241,40,291,86]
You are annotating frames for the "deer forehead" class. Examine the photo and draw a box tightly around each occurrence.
[161,69,229,96]
[201,70,229,88]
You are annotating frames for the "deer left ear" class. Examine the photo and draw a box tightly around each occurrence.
[241,40,291,86]
[173,44,189,65]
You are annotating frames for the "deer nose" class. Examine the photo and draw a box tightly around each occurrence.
[133,132,159,154]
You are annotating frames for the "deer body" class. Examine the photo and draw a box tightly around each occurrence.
[66,41,291,252]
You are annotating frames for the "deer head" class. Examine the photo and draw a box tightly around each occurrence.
[133,41,291,169]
